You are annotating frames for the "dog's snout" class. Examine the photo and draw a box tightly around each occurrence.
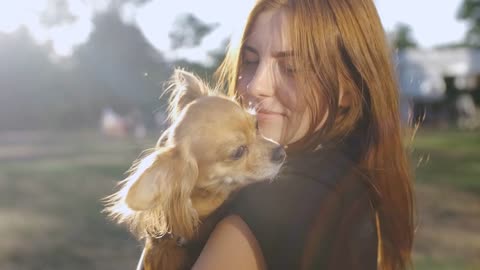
[271,146,286,164]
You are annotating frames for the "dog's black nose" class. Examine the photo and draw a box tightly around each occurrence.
[271,146,286,163]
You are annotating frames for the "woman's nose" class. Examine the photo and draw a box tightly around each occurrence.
[246,62,275,98]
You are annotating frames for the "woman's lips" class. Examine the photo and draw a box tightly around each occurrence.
[257,109,286,120]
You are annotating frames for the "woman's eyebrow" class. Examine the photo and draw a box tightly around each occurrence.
[273,50,294,58]
[243,45,293,58]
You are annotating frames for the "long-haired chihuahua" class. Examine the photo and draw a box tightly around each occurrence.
[103,69,286,270]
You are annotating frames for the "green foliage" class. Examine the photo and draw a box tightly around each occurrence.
[172,38,229,86]
[390,23,418,50]
[458,0,480,20]
[169,13,219,50]
[0,11,173,131]
[458,0,480,47]
[169,14,227,88]
[0,11,227,131]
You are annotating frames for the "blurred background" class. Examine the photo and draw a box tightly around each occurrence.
[0,0,478,269]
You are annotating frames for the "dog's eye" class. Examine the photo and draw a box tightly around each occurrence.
[231,145,247,160]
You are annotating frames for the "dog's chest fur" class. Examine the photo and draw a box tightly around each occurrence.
[142,200,231,270]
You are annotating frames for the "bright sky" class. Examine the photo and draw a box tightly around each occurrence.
[375,0,467,48]
[0,0,468,62]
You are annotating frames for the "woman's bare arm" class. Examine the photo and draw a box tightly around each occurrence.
[192,215,266,270]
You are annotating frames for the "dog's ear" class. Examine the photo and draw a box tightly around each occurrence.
[125,146,199,237]
[167,69,209,120]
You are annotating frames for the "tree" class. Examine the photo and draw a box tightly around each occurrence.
[168,13,219,50]
[390,23,418,50]
[171,39,228,86]
[169,14,227,85]
[458,0,480,47]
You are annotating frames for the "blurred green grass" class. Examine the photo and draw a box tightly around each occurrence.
[412,130,480,194]
[0,129,478,269]
[0,130,155,270]
[411,129,480,270]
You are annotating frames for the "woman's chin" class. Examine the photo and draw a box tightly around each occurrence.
[259,126,282,144]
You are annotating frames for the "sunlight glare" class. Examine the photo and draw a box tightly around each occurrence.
[0,0,94,57]
[0,1,48,34]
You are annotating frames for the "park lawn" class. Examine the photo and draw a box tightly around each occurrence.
[411,129,480,270]
[412,129,480,194]
[0,129,478,269]
[0,130,155,270]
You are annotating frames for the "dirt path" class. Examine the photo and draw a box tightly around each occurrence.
[414,183,480,268]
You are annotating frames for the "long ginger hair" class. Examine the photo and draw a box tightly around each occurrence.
[216,0,415,269]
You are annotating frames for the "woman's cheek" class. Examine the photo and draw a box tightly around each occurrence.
[237,73,251,95]
[258,116,286,144]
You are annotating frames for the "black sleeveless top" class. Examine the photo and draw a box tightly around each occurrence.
[226,146,378,270]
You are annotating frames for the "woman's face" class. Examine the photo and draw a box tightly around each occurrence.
[237,9,312,145]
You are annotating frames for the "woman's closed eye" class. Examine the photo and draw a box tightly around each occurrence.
[242,46,259,65]
[278,59,296,75]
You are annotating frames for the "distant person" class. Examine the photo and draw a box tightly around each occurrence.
[100,107,127,137]
[455,93,478,130]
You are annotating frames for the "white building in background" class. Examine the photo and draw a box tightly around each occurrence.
[397,48,480,128]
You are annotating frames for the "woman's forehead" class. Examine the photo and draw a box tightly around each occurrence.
[245,9,291,54]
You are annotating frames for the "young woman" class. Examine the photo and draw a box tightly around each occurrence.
[191,0,415,269]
